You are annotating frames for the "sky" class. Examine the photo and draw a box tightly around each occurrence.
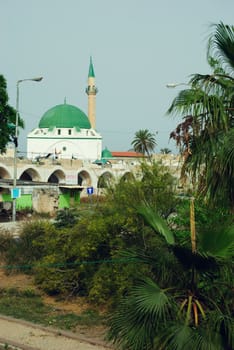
[1,0,234,155]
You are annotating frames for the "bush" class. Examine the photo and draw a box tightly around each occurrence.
[54,208,79,228]
[4,220,55,273]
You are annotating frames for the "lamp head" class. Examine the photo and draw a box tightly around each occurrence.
[32,77,43,82]
[166,82,189,88]
[166,83,180,88]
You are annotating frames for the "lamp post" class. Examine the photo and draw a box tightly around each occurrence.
[12,77,43,222]
[166,82,189,88]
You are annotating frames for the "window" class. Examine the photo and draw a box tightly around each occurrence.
[68,129,71,135]
[58,129,61,135]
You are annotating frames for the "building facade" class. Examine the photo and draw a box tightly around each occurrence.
[0,58,181,216]
[27,58,101,161]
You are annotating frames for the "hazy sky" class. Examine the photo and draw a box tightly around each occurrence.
[1,0,234,155]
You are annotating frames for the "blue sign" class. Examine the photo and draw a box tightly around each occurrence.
[87,187,94,195]
[11,188,21,199]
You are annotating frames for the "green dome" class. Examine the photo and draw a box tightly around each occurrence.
[39,103,91,129]
[102,147,113,158]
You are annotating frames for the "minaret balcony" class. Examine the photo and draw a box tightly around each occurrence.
[86,85,98,95]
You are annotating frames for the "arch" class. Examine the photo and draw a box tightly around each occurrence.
[77,170,91,186]
[0,166,11,179]
[120,171,135,182]
[19,168,41,182]
[47,169,66,184]
[97,171,114,188]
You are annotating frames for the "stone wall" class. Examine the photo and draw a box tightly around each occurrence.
[32,188,59,215]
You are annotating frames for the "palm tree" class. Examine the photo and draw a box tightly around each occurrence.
[167,22,234,210]
[107,202,234,350]
[131,129,157,158]
[160,147,172,154]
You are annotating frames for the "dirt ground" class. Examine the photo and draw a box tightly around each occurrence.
[0,316,112,350]
[0,221,112,347]
[0,269,89,313]
[0,269,109,345]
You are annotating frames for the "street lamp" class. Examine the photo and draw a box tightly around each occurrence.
[166,82,189,88]
[12,76,43,222]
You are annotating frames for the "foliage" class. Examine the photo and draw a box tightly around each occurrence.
[167,22,234,210]
[106,161,178,218]
[0,75,24,153]
[33,211,148,302]
[170,198,232,240]
[160,147,172,154]
[0,287,104,331]
[0,221,52,273]
[131,129,157,157]
[107,202,234,349]
[0,161,178,305]
[54,208,79,228]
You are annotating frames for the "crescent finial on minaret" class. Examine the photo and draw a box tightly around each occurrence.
[88,56,95,78]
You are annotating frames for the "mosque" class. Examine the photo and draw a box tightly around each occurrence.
[0,58,181,217]
[27,58,102,161]
[1,58,163,216]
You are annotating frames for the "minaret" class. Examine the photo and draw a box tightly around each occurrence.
[86,57,98,129]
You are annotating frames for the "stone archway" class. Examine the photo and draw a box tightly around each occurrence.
[19,168,41,181]
[77,170,91,186]
[120,172,135,182]
[0,166,10,179]
[47,169,66,184]
[97,171,114,188]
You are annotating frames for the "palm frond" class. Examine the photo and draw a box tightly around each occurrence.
[198,224,234,259]
[157,323,222,350]
[167,88,205,116]
[204,129,234,207]
[137,203,175,245]
[131,278,173,322]
[172,245,217,271]
[213,22,234,71]
[214,313,234,350]
[107,300,153,350]
[107,278,174,350]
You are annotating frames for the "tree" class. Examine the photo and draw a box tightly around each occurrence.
[131,129,157,157]
[25,162,178,304]
[106,161,178,218]
[160,147,172,154]
[167,22,234,210]
[0,75,24,153]
[107,202,234,349]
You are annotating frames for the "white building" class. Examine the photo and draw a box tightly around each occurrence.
[27,58,102,161]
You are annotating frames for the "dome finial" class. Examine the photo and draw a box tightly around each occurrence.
[64,97,67,104]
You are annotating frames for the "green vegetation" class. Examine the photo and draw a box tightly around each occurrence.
[160,147,171,154]
[0,161,178,306]
[0,75,24,153]
[0,288,104,330]
[168,22,234,210]
[0,21,233,350]
[106,21,234,349]
[107,202,233,349]
[131,129,157,157]
[54,208,80,228]
[0,144,232,350]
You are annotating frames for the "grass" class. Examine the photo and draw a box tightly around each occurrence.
[0,287,105,331]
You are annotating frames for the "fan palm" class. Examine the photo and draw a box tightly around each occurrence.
[167,22,234,210]
[107,202,234,349]
[131,129,157,158]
